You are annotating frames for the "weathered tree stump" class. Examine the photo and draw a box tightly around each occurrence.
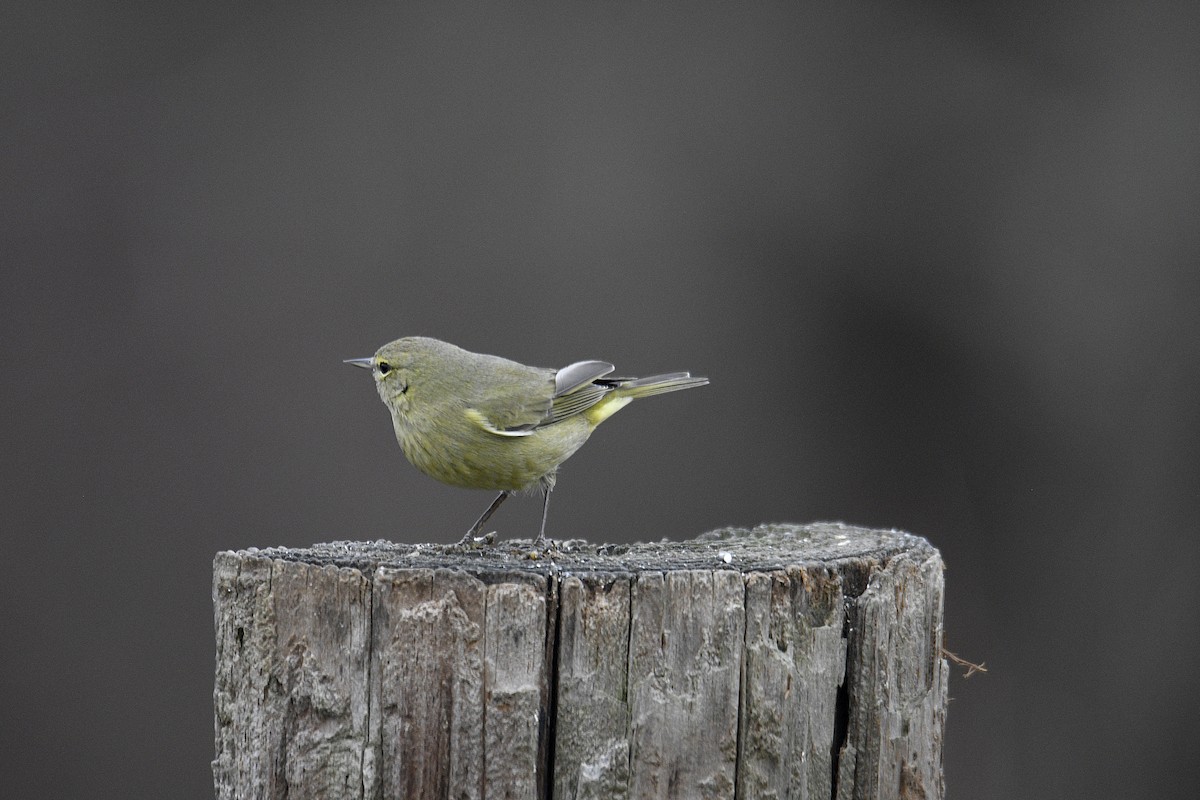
[213,523,947,800]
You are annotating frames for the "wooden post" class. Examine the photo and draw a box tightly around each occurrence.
[213,524,948,800]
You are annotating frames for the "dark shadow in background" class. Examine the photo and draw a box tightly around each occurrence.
[3,3,1198,798]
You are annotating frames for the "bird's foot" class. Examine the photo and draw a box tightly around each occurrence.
[524,535,557,559]
[454,530,496,549]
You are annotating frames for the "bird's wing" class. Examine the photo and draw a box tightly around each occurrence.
[464,358,623,436]
[463,359,628,438]
[461,356,557,436]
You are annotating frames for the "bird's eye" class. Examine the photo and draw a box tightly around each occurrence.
[377,361,391,376]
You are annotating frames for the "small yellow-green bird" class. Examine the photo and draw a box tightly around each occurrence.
[345,337,708,546]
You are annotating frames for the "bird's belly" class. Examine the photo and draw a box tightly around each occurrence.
[397,420,590,492]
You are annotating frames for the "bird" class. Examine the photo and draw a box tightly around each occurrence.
[344,336,708,547]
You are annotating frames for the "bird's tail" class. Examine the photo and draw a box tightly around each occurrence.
[584,371,708,426]
[616,372,710,399]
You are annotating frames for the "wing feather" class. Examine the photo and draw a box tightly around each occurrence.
[464,408,536,437]
[554,360,614,396]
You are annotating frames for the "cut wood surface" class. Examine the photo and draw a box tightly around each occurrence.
[213,523,948,800]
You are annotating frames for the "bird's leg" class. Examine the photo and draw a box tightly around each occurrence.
[457,491,509,546]
[532,487,552,549]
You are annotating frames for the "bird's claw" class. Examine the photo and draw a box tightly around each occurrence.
[455,530,496,548]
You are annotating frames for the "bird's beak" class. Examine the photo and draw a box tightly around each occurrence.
[343,357,374,370]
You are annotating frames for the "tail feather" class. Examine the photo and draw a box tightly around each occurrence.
[583,371,707,426]
[617,372,710,399]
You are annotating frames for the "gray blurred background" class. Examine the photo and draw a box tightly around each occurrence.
[4,2,1198,797]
